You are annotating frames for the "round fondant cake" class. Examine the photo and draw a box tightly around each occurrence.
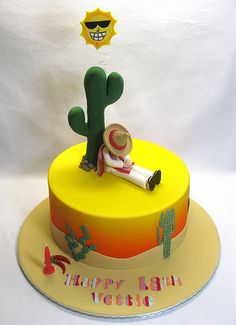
[48,139,190,267]
[17,61,220,317]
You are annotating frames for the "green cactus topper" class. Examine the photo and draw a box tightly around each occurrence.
[65,224,96,261]
[157,209,176,259]
[68,67,124,170]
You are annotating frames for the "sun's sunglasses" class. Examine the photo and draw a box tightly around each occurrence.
[85,20,111,29]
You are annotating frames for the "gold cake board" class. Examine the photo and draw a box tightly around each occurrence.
[17,199,220,318]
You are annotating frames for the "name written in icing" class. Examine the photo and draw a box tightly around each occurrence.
[64,274,183,307]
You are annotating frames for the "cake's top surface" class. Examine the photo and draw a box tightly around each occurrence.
[48,139,190,218]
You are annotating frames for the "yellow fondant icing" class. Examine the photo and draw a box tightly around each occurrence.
[48,139,190,258]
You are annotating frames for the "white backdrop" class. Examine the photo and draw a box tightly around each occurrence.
[0,0,236,324]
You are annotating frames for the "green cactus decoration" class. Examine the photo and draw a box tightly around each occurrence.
[65,224,96,261]
[157,209,176,259]
[68,67,124,170]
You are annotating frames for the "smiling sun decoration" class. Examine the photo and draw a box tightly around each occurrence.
[80,8,117,49]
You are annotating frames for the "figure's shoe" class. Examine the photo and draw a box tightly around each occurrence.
[147,170,161,191]
[154,170,161,185]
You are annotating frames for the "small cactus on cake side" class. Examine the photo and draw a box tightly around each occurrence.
[68,67,124,170]
[157,209,176,259]
[65,224,96,261]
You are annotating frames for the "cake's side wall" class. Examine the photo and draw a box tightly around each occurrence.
[50,218,189,269]
[48,186,189,259]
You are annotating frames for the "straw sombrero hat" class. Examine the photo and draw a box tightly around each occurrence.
[103,123,132,156]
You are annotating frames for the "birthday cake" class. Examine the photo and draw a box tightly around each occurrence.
[18,62,219,317]
[48,66,190,268]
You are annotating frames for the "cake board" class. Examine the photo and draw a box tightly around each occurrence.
[17,199,220,318]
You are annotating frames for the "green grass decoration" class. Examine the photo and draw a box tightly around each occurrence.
[65,224,96,261]
[68,67,124,168]
[157,209,176,259]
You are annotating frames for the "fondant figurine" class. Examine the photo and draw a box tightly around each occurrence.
[96,124,161,191]
[68,67,124,171]
[50,255,71,274]
[80,8,117,49]
[43,243,54,275]
[43,243,71,275]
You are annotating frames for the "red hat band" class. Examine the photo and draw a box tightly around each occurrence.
[108,130,127,151]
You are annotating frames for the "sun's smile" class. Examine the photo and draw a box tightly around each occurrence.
[90,31,106,41]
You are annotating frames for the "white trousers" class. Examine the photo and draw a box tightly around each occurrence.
[105,165,154,189]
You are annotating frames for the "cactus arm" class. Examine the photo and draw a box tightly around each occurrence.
[171,209,176,233]
[157,212,165,245]
[68,106,88,137]
[105,72,124,106]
